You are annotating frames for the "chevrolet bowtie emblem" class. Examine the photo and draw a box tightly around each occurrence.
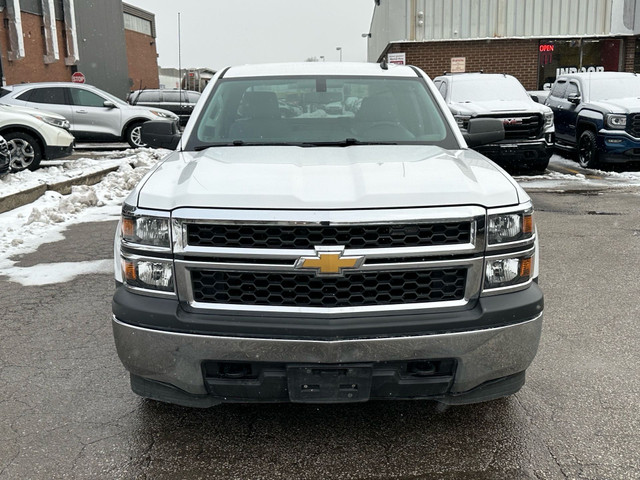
[295,246,364,276]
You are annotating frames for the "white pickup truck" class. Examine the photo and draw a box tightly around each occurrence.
[112,62,543,407]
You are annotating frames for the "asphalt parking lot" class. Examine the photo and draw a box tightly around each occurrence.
[1,181,639,479]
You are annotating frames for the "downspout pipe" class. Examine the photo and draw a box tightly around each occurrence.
[6,0,25,61]
[62,0,80,65]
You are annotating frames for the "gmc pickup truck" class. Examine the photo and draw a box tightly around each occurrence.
[112,63,543,407]
[545,71,640,169]
[433,73,555,174]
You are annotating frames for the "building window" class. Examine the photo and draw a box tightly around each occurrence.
[124,13,152,36]
[634,39,640,72]
[537,39,622,90]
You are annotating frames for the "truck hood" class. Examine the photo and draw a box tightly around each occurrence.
[588,97,640,114]
[136,146,524,211]
[451,100,548,115]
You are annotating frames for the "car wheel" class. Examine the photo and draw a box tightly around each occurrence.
[578,130,598,169]
[126,122,146,148]
[5,132,43,172]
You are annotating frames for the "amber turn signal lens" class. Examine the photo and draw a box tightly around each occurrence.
[123,260,137,281]
[519,257,532,278]
[122,217,135,238]
[523,214,533,235]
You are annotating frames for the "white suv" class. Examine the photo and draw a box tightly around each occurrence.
[0,104,74,171]
[0,82,178,148]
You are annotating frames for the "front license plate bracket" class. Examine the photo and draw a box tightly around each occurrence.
[287,365,373,403]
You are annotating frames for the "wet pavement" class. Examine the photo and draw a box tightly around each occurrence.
[1,189,639,479]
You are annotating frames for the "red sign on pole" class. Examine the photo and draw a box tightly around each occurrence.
[71,72,86,84]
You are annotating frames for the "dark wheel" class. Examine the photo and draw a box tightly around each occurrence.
[5,132,42,172]
[578,130,599,169]
[125,122,146,148]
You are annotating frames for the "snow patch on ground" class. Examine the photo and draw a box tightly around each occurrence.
[2,259,113,285]
[514,154,640,190]
[0,148,168,284]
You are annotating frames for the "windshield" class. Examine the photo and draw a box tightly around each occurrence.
[587,76,640,101]
[450,76,530,102]
[188,76,457,149]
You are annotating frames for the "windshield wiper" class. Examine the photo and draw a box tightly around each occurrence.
[193,138,397,151]
[300,138,398,147]
[194,140,317,151]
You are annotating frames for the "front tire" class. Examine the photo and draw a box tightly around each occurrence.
[578,130,598,169]
[5,132,42,172]
[125,122,145,148]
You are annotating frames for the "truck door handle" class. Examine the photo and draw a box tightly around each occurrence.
[76,109,89,114]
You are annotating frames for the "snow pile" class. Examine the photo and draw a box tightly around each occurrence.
[0,148,167,266]
[514,154,640,190]
[0,157,123,197]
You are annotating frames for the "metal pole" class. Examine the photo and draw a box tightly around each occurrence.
[178,12,182,92]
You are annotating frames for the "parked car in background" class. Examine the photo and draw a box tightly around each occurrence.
[0,135,10,177]
[0,82,178,148]
[0,104,74,172]
[545,72,640,169]
[128,89,201,127]
[433,73,555,174]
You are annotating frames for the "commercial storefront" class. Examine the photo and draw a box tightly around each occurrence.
[368,0,640,90]
[537,38,623,89]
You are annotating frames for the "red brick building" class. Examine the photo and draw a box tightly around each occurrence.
[0,0,76,86]
[0,0,158,97]
[123,3,158,91]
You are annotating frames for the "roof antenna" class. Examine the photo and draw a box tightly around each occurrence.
[380,58,388,70]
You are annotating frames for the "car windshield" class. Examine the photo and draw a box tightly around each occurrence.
[189,76,457,149]
[587,76,640,100]
[450,76,529,102]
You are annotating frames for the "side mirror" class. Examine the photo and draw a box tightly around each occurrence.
[567,94,581,105]
[103,101,117,109]
[529,94,539,103]
[141,120,181,150]
[463,118,505,148]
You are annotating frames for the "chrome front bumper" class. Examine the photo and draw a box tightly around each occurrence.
[112,312,543,396]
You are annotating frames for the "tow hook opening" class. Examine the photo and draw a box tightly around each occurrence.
[217,362,254,379]
[407,361,437,377]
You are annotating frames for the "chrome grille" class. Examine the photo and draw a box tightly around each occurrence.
[190,268,467,308]
[173,206,486,313]
[482,113,543,140]
[186,222,472,249]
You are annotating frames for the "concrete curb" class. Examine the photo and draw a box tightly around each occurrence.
[0,165,120,214]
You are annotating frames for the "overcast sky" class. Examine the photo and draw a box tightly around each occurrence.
[124,0,376,70]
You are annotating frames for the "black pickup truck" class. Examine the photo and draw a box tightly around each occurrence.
[128,89,201,127]
[545,72,640,169]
